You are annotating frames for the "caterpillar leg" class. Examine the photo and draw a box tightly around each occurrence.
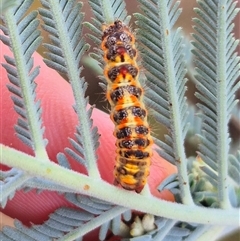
[113,164,149,193]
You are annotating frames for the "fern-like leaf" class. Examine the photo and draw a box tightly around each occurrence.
[1,207,94,240]
[39,0,100,178]
[0,197,129,241]
[64,193,132,240]
[192,0,240,209]
[0,0,46,156]
[0,168,29,208]
[1,1,239,240]
[135,0,192,205]
[0,0,48,206]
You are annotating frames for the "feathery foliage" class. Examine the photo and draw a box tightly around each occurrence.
[39,0,100,177]
[0,0,46,207]
[0,0,45,155]
[192,0,240,209]
[135,0,192,206]
[0,0,239,240]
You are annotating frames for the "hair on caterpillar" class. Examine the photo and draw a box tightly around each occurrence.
[101,20,153,193]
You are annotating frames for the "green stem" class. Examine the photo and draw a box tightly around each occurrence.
[46,0,100,178]
[5,8,48,160]
[58,206,128,241]
[216,0,231,209]
[101,0,114,24]
[2,144,239,226]
[157,0,193,205]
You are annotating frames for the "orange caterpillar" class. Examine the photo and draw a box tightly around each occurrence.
[101,20,153,193]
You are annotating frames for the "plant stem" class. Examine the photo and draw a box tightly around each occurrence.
[2,144,239,226]
[216,0,231,209]
[4,7,48,160]
[101,0,114,24]
[157,0,193,206]
[58,206,128,241]
[45,0,100,179]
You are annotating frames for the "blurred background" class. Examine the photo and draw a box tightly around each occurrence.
[27,1,240,240]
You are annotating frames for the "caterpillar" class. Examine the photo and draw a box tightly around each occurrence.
[101,20,153,193]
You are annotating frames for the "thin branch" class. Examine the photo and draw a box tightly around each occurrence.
[101,0,115,24]
[216,0,232,209]
[157,0,193,205]
[2,144,239,226]
[58,206,127,241]
[40,0,100,178]
[3,2,47,160]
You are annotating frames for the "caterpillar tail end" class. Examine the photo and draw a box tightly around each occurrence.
[113,178,145,194]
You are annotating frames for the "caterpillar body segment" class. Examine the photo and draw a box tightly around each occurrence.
[101,20,153,193]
